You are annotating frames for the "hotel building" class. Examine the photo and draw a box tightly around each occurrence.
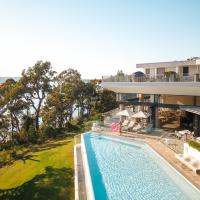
[101,58,200,136]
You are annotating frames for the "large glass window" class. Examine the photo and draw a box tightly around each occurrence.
[183,66,189,76]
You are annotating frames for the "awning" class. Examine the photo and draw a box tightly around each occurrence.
[180,106,200,115]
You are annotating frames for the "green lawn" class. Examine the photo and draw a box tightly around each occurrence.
[0,137,74,200]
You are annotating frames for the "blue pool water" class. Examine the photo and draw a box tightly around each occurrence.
[83,133,200,200]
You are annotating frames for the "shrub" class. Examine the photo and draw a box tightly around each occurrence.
[27,125,39,143]
[41,126,62,139]
[82,121,93,131]
[188,140,200,152]
[18,129,28,144]
[89,113,103,121]
[0,149,11,167]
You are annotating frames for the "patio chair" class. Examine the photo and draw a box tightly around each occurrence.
[140,123,153,134]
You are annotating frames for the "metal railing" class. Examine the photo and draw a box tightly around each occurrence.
[179,75,194,82]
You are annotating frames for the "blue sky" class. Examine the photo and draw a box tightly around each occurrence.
[0,0,200,78]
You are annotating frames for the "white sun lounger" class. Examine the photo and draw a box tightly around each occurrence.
[122,120,129,127]
[132,123,144,132]
[123,121,136,131]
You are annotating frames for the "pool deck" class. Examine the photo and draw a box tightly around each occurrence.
[100,130,200,191]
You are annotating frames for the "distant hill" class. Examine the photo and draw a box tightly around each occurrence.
[0,77,19,83]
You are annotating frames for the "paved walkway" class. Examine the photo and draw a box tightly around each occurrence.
[145,138,200,190]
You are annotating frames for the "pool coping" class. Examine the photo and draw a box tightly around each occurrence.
[74,144,79,200]
[81,134,95,200]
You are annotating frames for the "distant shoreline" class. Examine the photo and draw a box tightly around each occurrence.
[0,77,19,83]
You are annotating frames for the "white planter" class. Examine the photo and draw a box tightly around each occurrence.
[184,143,200,161]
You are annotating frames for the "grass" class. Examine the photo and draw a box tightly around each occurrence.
[0,137,74,200]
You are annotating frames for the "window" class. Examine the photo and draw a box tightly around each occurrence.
[183,66,189,76]
[146,68,150,75]
[157,68,165,75]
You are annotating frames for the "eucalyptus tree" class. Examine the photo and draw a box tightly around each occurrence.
[42,68,82,128]
[0,79,28,143]
[19,61,55,130]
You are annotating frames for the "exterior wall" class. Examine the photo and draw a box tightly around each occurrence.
[150,68,156,77]
[189,65,199,76]
[145,65,198,77]
[136,60,198,69]
[165,67,176,72]
[178,65,198,76]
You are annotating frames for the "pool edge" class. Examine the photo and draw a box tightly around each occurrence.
[81,133,95,200]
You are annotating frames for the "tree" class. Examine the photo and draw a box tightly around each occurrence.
[0,79,28,141]
[42,69,82,128]
[95,89,117,113]
[19,61,55,130]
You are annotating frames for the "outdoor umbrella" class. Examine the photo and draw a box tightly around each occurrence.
[132,111,151,119]
[116,109,134,117]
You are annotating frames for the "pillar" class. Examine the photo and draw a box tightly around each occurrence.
[194,74,199,82]
[119,103,124,122]
[137,94,144,112]
[193,114,200,137]
[151,94,160,128]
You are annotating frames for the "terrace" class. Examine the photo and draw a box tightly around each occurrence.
[102,58,200,83]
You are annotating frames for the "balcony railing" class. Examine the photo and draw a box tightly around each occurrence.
[102,75,131,82]
[102,74,196,82]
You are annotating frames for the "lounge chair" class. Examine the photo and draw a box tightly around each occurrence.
[122,120,129,127]
[174,130,182,139]
[123,121,136,131]
[132,123,144,132]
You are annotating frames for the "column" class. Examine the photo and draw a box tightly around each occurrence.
[193,114,200,137]
[151,94,160,128]
[119,103,124,122]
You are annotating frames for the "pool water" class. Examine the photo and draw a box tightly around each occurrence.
[83,133,200,200]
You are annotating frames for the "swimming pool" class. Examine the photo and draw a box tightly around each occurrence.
[82,132,200,200]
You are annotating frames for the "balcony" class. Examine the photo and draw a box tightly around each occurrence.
[102,74,198,83]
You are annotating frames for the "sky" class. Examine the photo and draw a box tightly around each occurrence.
[0,0,200,79]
